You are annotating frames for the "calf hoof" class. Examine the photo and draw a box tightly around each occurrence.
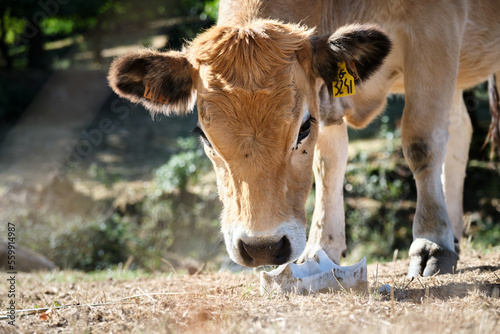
[407,238,459,278]
[454,236,461,254]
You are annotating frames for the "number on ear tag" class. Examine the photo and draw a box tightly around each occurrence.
[332,62,357,98]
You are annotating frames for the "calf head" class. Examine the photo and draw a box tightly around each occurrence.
[108,20,391,267]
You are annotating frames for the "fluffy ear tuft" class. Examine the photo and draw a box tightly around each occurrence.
[108,49,197,115]
[311,24,392,94]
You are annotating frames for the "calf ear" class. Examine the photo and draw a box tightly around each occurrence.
[310,24,391,91]
[108,49,197,115]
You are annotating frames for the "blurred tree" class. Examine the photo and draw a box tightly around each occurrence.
[0,0,219,69]
[0,5,13,69]
[0,1,44,68]
[0,0,110,69]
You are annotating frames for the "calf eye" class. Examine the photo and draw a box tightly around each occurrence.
[192,126,212,148]
[297,117,315,144]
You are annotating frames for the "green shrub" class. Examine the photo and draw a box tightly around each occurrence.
[47,214,131,271]
[155,137,211,193]
[130,137,221,269]
[342,127,415,261]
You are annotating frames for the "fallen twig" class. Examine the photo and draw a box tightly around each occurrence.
[0,291,197,320]
[0,283,247,321]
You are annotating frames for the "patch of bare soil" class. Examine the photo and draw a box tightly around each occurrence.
[1,248,498,333]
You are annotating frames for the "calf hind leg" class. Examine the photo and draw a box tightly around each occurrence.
[402,77,463,276]
[400,15,466,277]
[442,90,473,252]
[403,122,459,277]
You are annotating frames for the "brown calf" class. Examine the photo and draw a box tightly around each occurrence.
[109,0,500,277]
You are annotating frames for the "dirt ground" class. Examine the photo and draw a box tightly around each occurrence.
[0,247,498,334]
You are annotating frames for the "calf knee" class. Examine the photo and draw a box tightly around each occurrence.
[404,139,433,175]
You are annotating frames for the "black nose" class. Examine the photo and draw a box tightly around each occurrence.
[238,236,291,267]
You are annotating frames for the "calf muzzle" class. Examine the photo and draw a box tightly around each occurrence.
[238,236,291,267]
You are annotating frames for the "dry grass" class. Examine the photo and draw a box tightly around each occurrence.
[1,247,498,334]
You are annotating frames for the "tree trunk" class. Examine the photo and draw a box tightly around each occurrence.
[0,7,13,69]
[27,21,45,69]
[92,16,103,64]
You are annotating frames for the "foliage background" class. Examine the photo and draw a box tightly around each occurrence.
[0,0,498,273]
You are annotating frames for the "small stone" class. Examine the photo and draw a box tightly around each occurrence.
[378,284,392,294]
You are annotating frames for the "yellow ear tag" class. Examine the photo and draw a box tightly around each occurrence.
[144,83,170,104]
[332,62,357,98]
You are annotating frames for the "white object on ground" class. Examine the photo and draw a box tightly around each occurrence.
[260,250,367,294]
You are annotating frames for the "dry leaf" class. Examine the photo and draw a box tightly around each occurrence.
[39,308,53,321]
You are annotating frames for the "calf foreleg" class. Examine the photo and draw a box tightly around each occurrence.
[300,120,348,264]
